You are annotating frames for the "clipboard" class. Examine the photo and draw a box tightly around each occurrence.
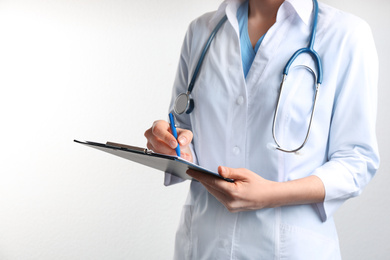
[74,140,233,182]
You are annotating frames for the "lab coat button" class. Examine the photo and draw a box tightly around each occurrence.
[236,96,244,105]
[233,146,240,155]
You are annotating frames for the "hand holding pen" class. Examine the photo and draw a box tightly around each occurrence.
[144,114,194,162]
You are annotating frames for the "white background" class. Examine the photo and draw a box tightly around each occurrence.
[0,0,388,259]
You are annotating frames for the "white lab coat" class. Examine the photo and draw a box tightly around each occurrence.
[165,0,379,259]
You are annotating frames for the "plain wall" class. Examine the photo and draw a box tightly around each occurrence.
[0,0,388,259]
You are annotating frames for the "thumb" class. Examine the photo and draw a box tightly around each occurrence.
[176,128,193,146]
[218,166,244,180]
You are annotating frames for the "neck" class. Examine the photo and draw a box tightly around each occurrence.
[246,0,285,48]
[248,0,285,20]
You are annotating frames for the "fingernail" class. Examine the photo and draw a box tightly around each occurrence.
[178,136,187,145]
[169,140,177,148]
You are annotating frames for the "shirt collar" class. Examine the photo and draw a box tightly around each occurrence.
[211,0,314,27]
[284,0,314,26]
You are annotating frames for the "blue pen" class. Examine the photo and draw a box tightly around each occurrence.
[169,113,181,157]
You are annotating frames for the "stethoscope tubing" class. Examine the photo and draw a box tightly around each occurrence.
[272,68,321,153]
[188,15,228,93]
[273,0,322,153]
[283,47,323,84]
[283,0,322,84]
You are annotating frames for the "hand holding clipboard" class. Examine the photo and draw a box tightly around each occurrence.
[74,140,233,183]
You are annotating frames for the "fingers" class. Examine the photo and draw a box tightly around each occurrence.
[188,167,267,212]
[218,166,246,181]
[188,166,252,199]
[144,120,174,155]
[176,129,193,162]
[144,120,193,158]
[152,120,178,149]
[176,128,193,147]
[187,169,241,213]
[187,168,235,194]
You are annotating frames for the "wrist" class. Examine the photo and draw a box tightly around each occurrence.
[267,176,325,208]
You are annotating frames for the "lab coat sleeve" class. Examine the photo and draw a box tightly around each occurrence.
[313,20,380,221]
[164,20,199,186]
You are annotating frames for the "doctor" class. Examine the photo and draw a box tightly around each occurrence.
[144,0,379,259]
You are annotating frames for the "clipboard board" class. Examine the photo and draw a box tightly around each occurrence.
[74,140,233,182]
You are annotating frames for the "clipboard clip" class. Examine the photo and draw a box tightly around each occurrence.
[106,142,153,155]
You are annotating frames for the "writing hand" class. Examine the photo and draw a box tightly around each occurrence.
[144,120,193,162]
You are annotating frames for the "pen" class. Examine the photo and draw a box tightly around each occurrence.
[169,113,181,157]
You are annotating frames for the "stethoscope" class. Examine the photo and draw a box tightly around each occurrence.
[174,0,322,154]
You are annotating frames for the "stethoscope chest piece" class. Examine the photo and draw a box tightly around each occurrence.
[174,92,194,115]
